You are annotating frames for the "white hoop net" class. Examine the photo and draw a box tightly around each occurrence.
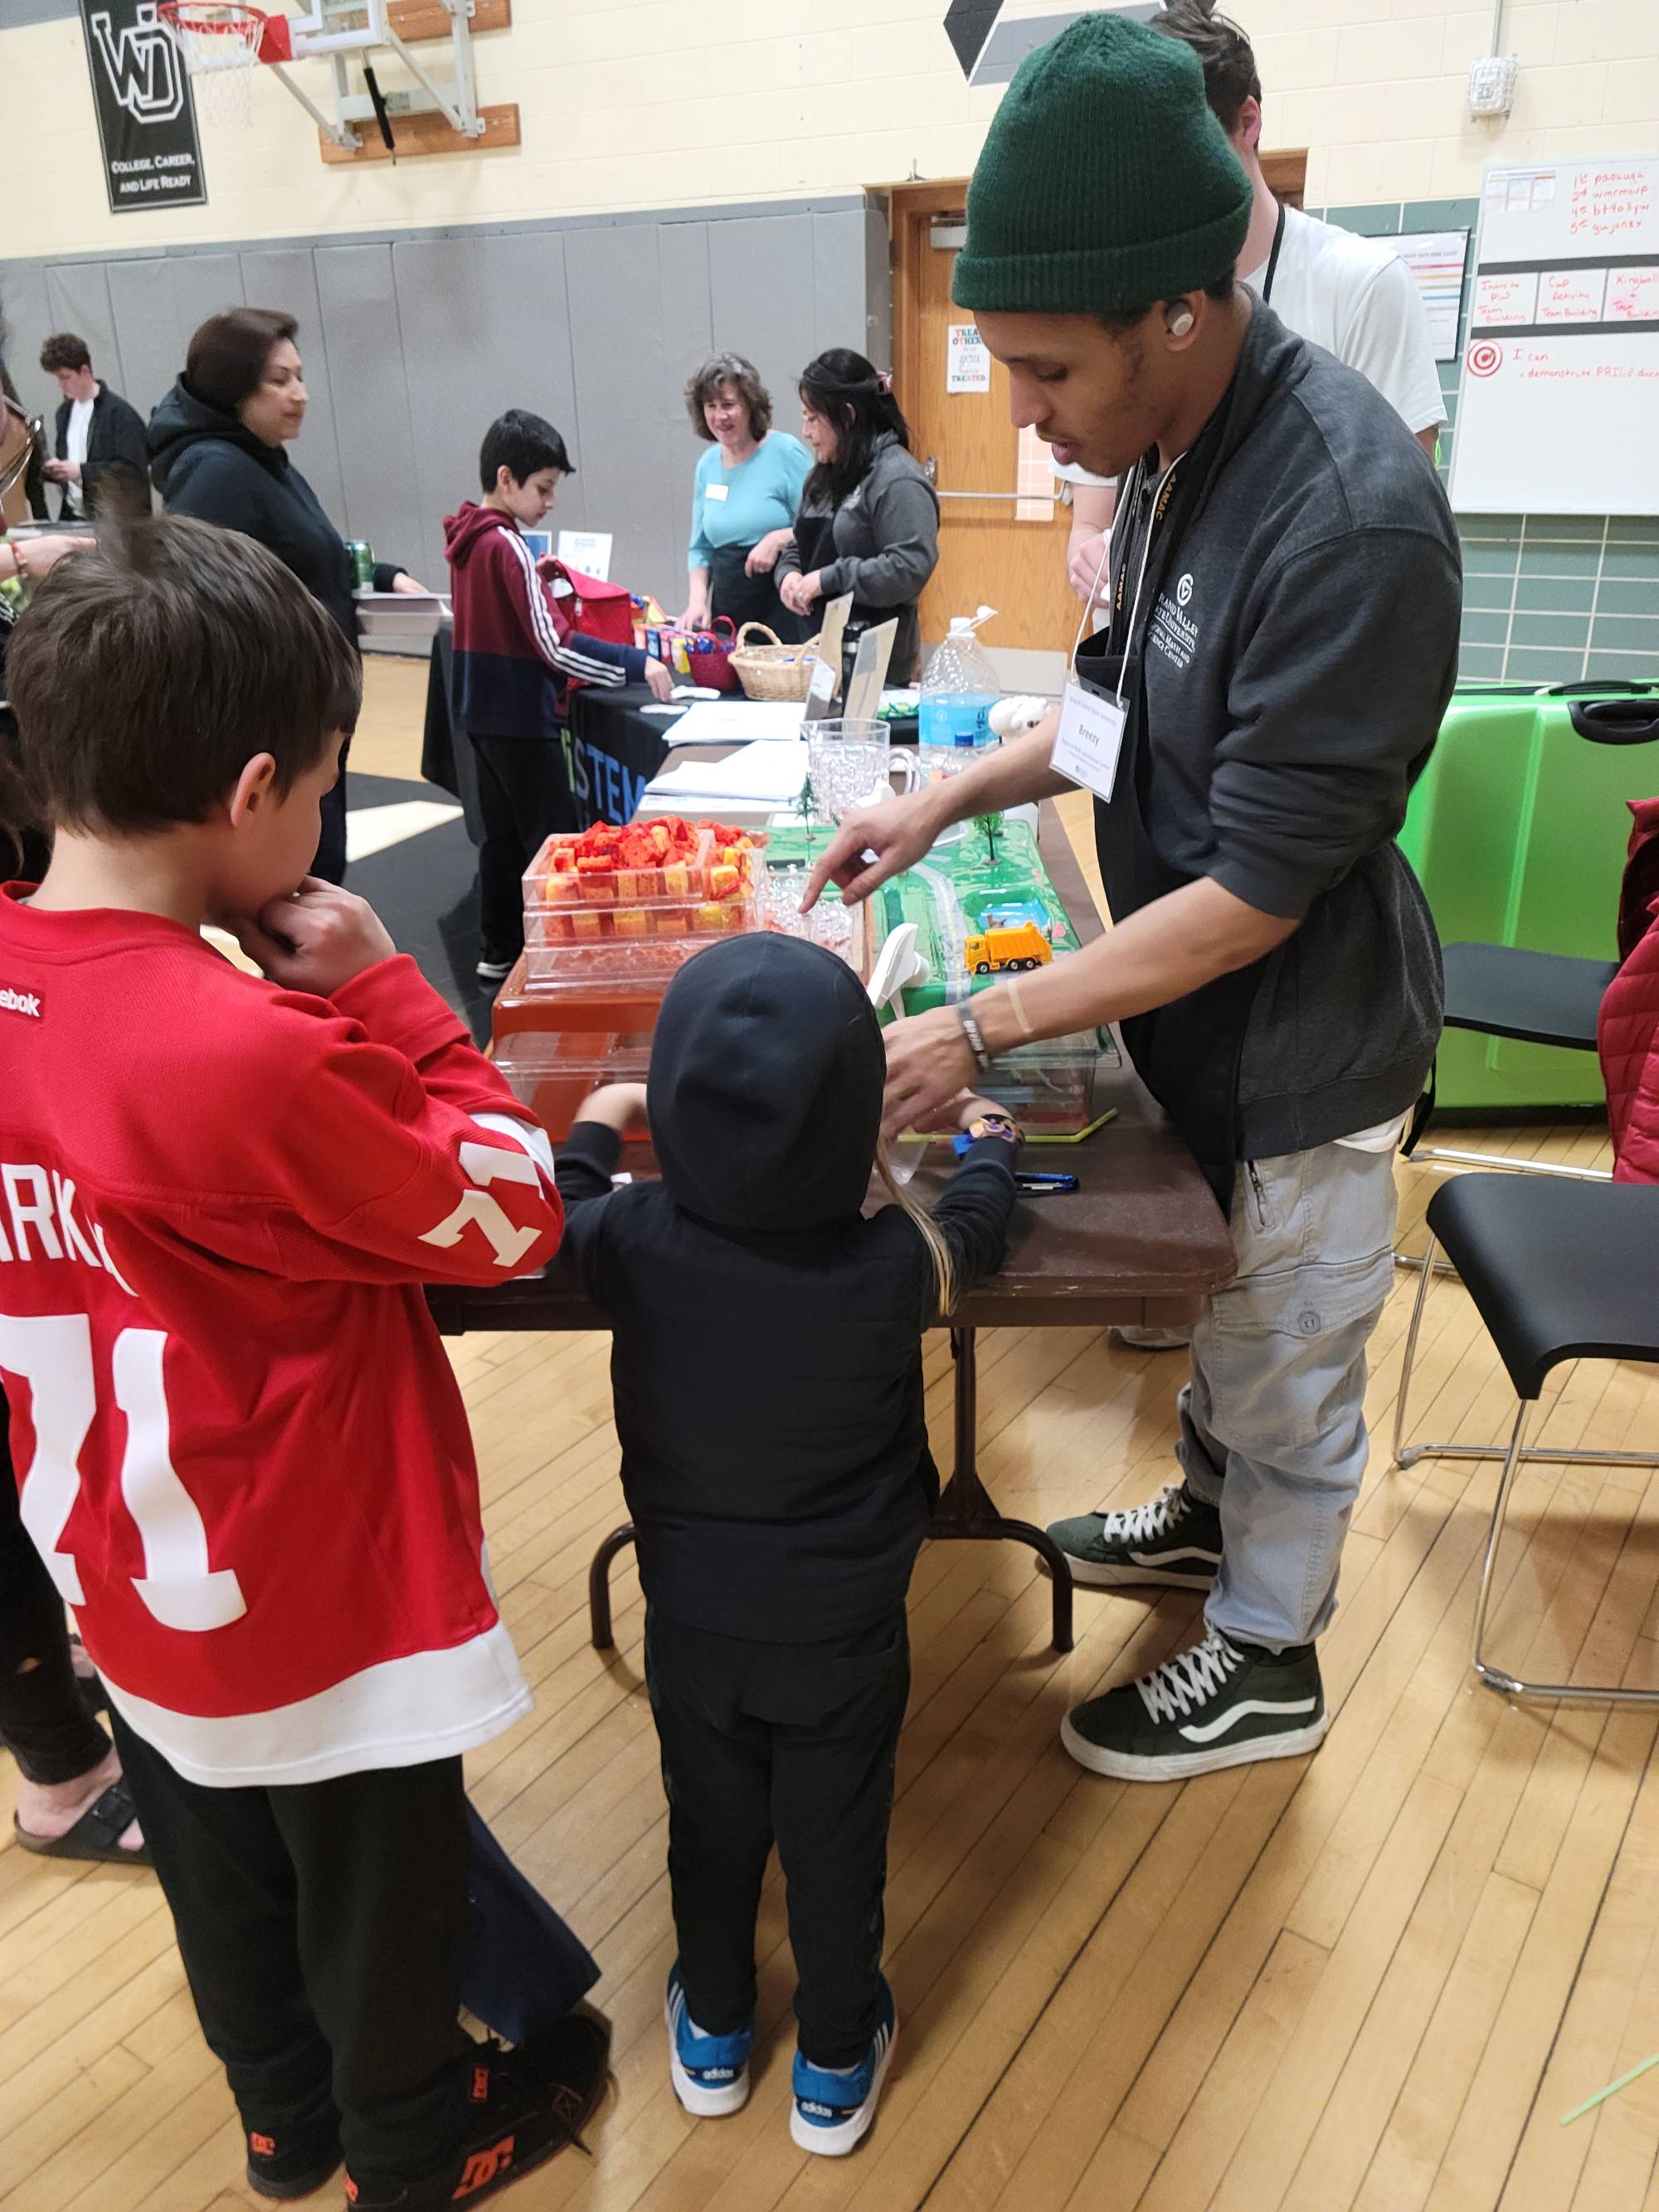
[162,4,267,129]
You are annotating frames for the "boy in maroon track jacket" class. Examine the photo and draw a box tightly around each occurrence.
[444,408,672,980]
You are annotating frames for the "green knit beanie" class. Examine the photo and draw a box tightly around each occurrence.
[953,12,1252,317]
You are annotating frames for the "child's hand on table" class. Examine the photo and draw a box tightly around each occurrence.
[577,1082,649,1133]
[643,658,675,704]
[227,878,396,997]
[906,1091,1018,1138]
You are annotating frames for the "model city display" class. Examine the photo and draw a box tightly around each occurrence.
[495,809,1116,1142]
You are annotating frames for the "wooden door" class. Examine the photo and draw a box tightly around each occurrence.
[890,184,1081,659]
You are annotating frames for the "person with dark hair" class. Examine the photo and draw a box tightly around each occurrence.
[0,309,50,524]
[1065,1,1444,608]
[679,353,810,636]
[0,512,606,2210]
[805,13,1460,1781]
[147,307,428,882]
[775,348,940,686]
[38,332,148,524]
[445,408,671,980]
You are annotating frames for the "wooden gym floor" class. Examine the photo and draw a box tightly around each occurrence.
[3,662,1657,2212]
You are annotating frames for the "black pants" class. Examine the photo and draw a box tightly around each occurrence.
[471,733,577,959]
[645,1608,908,2069]
[110,1714,472,2185]
[0,1396,109,1786]
[313,759,348,885]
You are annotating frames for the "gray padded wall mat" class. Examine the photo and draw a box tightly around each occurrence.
[392,230,581,592]
[314,242,426,579]
[2,201,877,608]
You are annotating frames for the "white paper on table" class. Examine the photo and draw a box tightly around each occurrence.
[645,739,811,808]
[666,700,806,746]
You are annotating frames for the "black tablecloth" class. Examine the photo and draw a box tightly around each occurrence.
[421,641,679,833]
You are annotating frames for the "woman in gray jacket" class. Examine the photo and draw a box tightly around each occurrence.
[777,350,940,685]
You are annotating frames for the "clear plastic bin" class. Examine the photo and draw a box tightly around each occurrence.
[979,1028,1118,1136]
[492,1031,654,1144]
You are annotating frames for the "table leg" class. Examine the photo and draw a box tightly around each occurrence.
[928,1328,1075,1654]
[588,1523,637,1651]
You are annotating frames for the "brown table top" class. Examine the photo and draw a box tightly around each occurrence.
[431,803,1233,1337]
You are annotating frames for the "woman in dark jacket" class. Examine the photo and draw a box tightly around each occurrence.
[148,307,425,880]
[776,349,940,688]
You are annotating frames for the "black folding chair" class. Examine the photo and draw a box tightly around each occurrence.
[1393,1173,1659,1703]
[1410,943,1619,1184]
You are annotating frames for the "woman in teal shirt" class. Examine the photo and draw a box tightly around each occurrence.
[681,353,811,637]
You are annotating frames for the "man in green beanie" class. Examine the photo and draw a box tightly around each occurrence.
[804,11,1461,1781]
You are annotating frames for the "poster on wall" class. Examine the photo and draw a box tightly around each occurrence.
[1449,157,1659,515]
[80,0,207,214]
[1393,230,1470,362]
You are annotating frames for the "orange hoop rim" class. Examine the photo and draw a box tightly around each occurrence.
[157,0,289,66]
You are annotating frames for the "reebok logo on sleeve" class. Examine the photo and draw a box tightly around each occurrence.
[0,987,42,1019]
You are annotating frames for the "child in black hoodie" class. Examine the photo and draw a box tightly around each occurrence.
[555,932,1020,2156]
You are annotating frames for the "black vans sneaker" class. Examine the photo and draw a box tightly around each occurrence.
[343,2012,610,2210]
[246,2117,342,2200]
[1046,1480,1222,1590]
[1061,1628,1328,1781]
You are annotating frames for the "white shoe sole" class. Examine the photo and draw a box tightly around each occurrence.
[790,2023,898,2156]
[1058,1554,1219,1591]
[664,1994,750,2117]
[1059,1711,1330,1781]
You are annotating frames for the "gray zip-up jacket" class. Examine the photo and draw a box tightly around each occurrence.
[1097,300,1462,1163]
[777,432,940,682]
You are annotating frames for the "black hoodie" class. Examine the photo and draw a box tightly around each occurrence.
[552,934,1019,1643]
[148,378,399,642]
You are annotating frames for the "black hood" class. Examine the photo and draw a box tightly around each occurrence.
[148,377,285,496]
[648,934,883,1232]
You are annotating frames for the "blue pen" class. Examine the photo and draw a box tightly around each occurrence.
[1014,1172,1079,1195]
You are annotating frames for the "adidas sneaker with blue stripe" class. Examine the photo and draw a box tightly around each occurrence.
[790,1979,898,2156]
[664,1964,752,2117]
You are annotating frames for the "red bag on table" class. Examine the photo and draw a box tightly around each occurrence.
[546,562,635,650]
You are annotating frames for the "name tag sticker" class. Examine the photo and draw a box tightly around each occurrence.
[704,482,729,502]
[1049,681,1126,801]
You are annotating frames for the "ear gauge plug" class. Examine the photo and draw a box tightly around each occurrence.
[1165,306,1195,338]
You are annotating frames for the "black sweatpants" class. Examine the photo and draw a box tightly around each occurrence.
[645,1608,908,2070]
[470,732,577,959]
[0,1396,109,1786]
[110,1713,472,2186]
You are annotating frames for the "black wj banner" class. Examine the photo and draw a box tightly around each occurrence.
[80,0,206,213]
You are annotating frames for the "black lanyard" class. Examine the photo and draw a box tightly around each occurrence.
[1261,200,1287,305]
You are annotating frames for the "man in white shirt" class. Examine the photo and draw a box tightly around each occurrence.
[1064,0,1445,606]
[39,333,148,524]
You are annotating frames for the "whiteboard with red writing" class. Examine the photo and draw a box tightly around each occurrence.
[1449,157,1659,515]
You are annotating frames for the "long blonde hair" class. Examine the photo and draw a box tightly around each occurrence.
[875,1143,957,1318]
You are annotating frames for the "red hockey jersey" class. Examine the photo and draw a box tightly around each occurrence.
[0,891,562,1786]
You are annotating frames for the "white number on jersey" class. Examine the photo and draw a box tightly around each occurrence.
[0,1314,247,1631]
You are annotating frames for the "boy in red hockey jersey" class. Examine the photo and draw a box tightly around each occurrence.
[0,517,606,2210]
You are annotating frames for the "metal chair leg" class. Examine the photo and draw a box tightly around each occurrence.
[1412,1143,1610,1183]
[1393,1232,1438,1469]
[1471,1398,1659,1706]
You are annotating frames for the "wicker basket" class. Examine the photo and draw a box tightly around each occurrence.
[728,621,821,704]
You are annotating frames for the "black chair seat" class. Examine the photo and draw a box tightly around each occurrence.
[1441,943,1619,1050]
[1425,1174,1659,1400]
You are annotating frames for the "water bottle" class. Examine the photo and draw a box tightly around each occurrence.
[919,608,1000,753]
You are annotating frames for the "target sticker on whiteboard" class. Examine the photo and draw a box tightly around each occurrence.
[1467,341,1504,378]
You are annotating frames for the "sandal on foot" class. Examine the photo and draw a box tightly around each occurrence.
[15,1779,152,1867]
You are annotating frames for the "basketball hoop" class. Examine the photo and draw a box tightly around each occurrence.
[158,2,287,129]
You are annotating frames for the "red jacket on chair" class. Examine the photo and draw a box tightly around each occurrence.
[1598,798,1659,1182]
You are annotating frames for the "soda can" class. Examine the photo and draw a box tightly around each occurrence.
[347,540,375,590]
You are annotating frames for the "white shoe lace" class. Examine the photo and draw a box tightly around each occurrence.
[1136,1630,1243,1724]
[1099,1481,1189,1544]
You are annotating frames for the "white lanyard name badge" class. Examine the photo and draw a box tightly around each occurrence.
[705,480,729,502]
[1049,457,1175,806]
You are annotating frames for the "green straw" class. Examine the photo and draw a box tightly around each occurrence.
[1560,2051,1659,2126]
